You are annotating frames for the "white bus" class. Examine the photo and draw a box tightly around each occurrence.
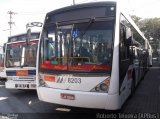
[5,32,40,89]
[0,45,6,79]
[36,1,149,110]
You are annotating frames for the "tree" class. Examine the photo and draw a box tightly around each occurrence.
[131,15,160,57]
[131,15,142,26]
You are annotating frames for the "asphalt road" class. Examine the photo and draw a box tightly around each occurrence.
[0,61,160,119]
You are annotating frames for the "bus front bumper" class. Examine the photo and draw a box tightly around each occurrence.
[37,87,120,110]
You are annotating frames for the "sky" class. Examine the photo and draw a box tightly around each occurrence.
[0,0,160,45]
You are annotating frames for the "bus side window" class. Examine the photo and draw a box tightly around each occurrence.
[119,23,131,84]
[120,24,127,60]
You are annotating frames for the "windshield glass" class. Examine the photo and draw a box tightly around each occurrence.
[40,20,114,73]
[6,41,38,68]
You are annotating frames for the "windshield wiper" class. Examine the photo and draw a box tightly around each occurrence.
[79,18,95,38]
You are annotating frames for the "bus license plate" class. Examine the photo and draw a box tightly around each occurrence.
[15,84,29,88]
[61,93,75,100]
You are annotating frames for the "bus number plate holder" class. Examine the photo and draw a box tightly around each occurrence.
[61,93,75,100]
[15,84,29,88]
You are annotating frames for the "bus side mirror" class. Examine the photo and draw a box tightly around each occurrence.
[26,28,31,45]
[125,28,132,46]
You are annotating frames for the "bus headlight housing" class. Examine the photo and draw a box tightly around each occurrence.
[90,77,110,93]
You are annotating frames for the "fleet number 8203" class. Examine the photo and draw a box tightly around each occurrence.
[68,78,81,83]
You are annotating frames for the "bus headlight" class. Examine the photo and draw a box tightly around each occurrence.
[90,77,110,93]
[38,75,48,87]
[100,83,108,91]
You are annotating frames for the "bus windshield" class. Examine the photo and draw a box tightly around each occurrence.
[6,41,38,68]
[40,20,114,73]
